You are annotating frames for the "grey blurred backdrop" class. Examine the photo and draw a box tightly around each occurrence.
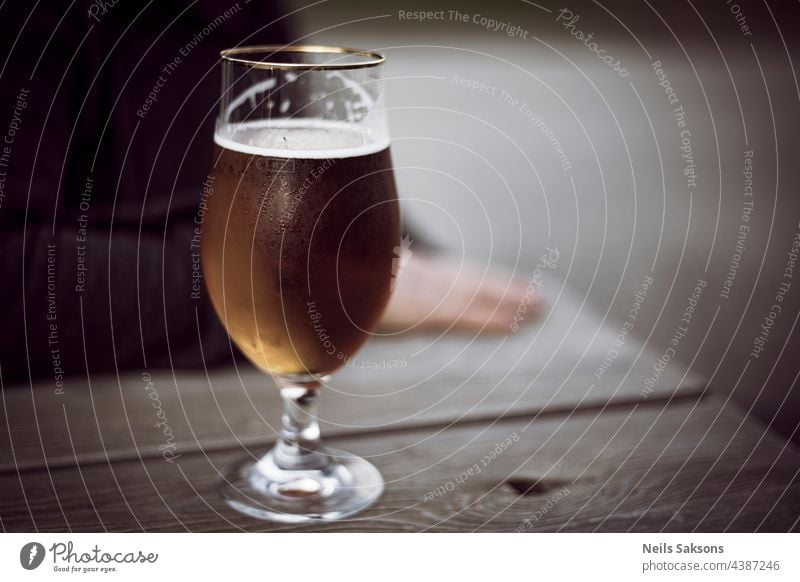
[290,0,800,442]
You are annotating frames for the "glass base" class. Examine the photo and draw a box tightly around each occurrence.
[221,447,384,523]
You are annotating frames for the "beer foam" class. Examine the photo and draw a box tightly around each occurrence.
[214,119,389,159]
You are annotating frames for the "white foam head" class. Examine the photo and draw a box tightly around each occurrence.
[214,119,389,159]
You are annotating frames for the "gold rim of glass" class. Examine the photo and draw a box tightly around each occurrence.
[220,45,385,71]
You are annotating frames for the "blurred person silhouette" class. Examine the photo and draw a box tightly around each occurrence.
[0,1,539,385]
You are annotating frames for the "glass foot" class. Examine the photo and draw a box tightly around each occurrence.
[221,447,384,523]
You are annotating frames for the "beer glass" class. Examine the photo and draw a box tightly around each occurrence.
[202,46,400,522]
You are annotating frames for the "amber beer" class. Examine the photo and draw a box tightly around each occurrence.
[202,122,401,376]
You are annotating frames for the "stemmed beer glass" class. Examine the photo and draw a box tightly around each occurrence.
[201,46,400,522]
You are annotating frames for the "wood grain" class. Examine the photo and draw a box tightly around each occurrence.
[0,288,704,472]
[2,397,797,532]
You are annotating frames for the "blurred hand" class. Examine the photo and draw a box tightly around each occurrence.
[380,251,543,333]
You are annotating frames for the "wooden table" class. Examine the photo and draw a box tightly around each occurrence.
[2,287,798,532]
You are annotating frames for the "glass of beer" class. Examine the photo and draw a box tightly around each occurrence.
[202,46,400,522]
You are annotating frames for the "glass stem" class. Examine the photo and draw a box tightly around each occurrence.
[272,376,329,471]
